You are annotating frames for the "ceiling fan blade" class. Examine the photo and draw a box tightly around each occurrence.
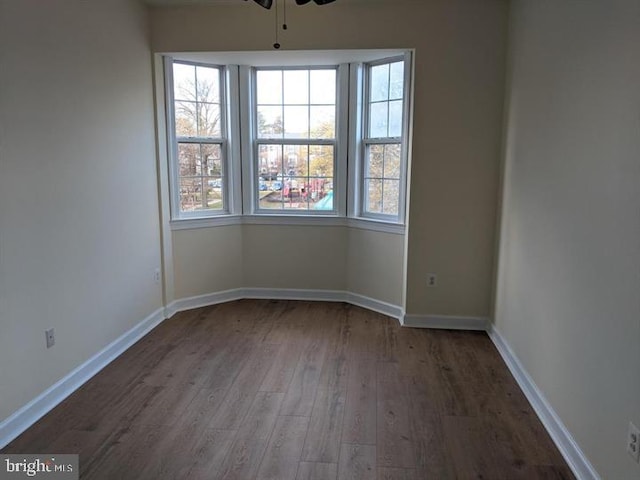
[295,0,313,4]
[253,0,273,8]
[313,0,337,4]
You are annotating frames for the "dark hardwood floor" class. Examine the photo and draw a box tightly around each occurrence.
[2,300,574,479]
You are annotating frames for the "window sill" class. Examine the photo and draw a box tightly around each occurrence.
[347,218,406,235]
[170,215,243,230]
[170,215,405,235]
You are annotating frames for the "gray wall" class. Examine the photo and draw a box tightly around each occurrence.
[495,1,640,478]
[150,0,509,318]
[0,0,162,421]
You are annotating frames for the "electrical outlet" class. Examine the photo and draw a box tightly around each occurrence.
[154,268,161,285]
[427,273,438,287]
[45,328,55,349]
[628,422,640,462]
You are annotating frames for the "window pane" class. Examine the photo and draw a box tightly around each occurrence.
[365,179,383,214]
[284,144,309,177]
[180,178,203,212]
[252,67,338,215]
[178,143,201,176]
[389,61,404,100]
[198,103,221,137]
[259,174,285,210]
[196,66,220,103]
[384,144,401,179]
[206,176,223,189]
[257,70,282,104]
[173,63,196,102]
[202,144,222,176]
[382,180,400,215]
[257,143,334,212]
[284,105,309,138]
[370,63,389,102]
[311,178,334,210]
[310,106,335,139]
[284,70,309,105]
[205,178,224,210]
[309,145,334,178]
[366,145,384,178]
[282,178,309,210]
[171,62,229,217]
[363,61,406,218]
[258,144,283,180]
[257,106,283,138]
[178,143,224,213]
[369,101,389,138]
[175,101,197,137]
[388,100,403,138]
[310,70,336,104]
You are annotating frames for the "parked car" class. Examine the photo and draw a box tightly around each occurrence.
[271,181,283,191]
[260,173,279,181]
[207,179,222,188]
[259,180,268,191]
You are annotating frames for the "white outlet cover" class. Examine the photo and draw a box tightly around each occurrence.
[45,329,55,349]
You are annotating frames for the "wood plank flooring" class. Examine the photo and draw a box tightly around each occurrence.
[2,300,574,479]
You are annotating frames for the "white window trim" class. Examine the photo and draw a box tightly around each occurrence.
[169,215,405,234]
[241,65,349,217]
[347,62,364,219]
[356,52,412,224]
[170,215,244,230]
[226,65,243,215]
[165,57,237,220]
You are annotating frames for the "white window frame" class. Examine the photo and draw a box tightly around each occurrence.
[356,52,412,224]
[164,57,240,220]
[240,64,349,217]
[162,50,412,232]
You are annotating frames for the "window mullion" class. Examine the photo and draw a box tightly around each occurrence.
[398,50,413,224]
[176,137,225,143]
[363,138,401,145]
[336,63,350,217]
[347,63,363,219]
[257,138,335,146]
[164,56,180,221]
[239,65,253,215]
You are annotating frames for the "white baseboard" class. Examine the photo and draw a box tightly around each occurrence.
[0,307,166,450]
[243,287,348,303]
[164,289,244,318]
[402,313,488,330]
[165,288,405,321]
[345,292,405,319]
[487,325,601,480]
[243,288,405,320]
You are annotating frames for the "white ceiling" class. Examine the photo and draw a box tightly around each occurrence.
[169,49,406,65]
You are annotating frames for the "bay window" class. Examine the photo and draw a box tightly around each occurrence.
[163,51,412,229]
